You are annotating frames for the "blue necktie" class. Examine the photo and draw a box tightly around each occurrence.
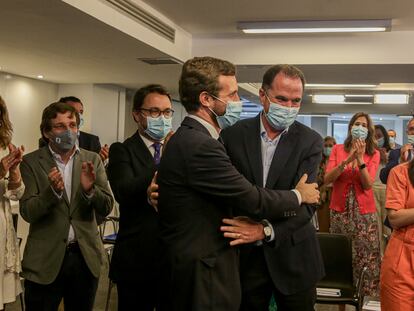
[153,142,161,165]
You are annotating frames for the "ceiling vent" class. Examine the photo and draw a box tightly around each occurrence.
[137,57,183,65]
[103,0,176,42]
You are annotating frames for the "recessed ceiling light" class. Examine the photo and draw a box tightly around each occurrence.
[313,95,345,103]
[306,84,377,88]
[345,94,374,98]
[37,75,44,79]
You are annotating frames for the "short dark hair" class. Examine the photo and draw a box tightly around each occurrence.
[179,56,236,113]
[261,65,306,92]
[59,96,83,106]
[40,102,80,142]
[133,84,171,111]
[375,124,391,151]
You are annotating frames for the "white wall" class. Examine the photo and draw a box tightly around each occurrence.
[0,73,58,152]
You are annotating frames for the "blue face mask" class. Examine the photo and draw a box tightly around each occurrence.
[323,147,332,157]
[50,129,78,151]
[79,114,84,128]
[209,95,243,129]
[408,135,414,145]
[351,125,368,140]
[264,94,299,131]
[145,116,172,141]
[389,136,395,145]
[377,137,384,148]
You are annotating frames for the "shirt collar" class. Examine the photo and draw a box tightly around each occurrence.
[48,144,80,163]
[139,132,164,149]
[259,113,289,143]
[188,114,220,140]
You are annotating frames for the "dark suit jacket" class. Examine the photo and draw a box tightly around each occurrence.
[157,116,301,311]
[221,115,325,295]
[39,131,101,154]
[20,147,113,284]
[380,148,400,184]
[107,131,159,283]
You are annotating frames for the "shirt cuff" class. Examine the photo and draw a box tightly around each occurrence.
[262,219,275,242]
[291,189,302,205]
[51,186,63,200]
[83,188,95,199]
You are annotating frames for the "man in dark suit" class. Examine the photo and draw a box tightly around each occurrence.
[107,84,173,310]
[380,118,414,184]
[157,57,320,311]
[39,96,109,161]
[20,102,113,310]
[221,65,324,311]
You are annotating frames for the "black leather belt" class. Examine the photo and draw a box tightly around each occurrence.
[66,241,80,252]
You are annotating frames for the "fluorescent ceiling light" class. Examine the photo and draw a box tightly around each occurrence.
[298,114,331,117]
[238,19,391,34]
[313,95,345,103]
[345,94,374,98]
[374,94,409,104]
[306,83,377,88]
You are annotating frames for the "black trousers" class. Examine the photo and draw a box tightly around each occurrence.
[24,243,99,311]
[239,247,316,311]
[116,278,159,311]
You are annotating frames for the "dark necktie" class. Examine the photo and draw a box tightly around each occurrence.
[153,142,161,165]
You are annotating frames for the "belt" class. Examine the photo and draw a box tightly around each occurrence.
[66,241,80,252]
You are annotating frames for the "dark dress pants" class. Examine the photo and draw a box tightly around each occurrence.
[24,243,98,311]
[239,246,316,311]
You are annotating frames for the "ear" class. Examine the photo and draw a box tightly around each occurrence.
[132,110,140,123]
[199,91,212,108]
[258,88,267,107]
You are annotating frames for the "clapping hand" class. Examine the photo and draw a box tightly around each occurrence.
[48,167,65,193]
[99,144,109,162]
[295,174,319,204]
[80,161,96,194]
[0,144,24,179]
[147,172,159,212]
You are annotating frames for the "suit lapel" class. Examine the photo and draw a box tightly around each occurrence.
[265,122,299,189]
[243,115,264,187]
[38,147,70,206]
[130,132,154,168]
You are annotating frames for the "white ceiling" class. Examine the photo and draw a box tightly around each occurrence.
[1,0,414,114]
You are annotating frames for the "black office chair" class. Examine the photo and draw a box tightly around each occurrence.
[316,232,367,311]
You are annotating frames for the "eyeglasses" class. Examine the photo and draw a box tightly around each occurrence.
[139,108,174,119]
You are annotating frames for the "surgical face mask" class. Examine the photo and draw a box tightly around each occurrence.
[208,95,243,129]
[50,129,78,152]
[79,114,84,128]
[408,134,414,145]
[389,136,395,145]
[264,94,299,131]
[145,115,172,141]
[351,125,368,140]
[323,147,332,157]
[377,137,384,148]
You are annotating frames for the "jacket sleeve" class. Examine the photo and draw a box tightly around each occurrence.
[270,134,322,248]
[19,157,61,223]
[107,142,154,205]
[87,154,113,217]
[187,139,300,221]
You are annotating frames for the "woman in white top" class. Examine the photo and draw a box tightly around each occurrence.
[0,96,24,310]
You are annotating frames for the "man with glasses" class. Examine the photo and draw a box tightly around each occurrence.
[107,84,173,310]
[20,102,113,310]
[157,57,320,311]
[221,65,324,311]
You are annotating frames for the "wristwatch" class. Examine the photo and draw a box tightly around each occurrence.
[261,220,273,242]
[359,163,366,170]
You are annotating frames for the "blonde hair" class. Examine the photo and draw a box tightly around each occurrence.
[0,96,13,149]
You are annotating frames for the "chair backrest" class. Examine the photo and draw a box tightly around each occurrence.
[317,232,354,289]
